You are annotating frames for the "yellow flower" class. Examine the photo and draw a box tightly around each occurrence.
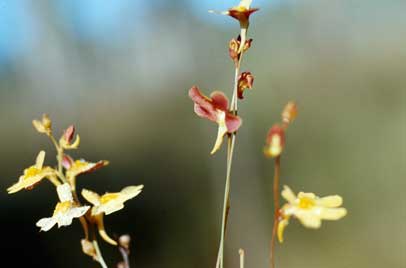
[36,183,89,231]
[82,185,144,216]
[64,157,109,179]
[277,185,347,243]
[7,151,56,194]
[81,185,143,245]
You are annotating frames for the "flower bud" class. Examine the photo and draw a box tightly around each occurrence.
[264,124,285,158]
[64,125,75,144]
[81,239,97,260]
[237,71,254,99]
[118,234,131,250]
[32,114,52,135]
[281,102,297,124]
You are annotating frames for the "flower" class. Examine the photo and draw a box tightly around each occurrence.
[229,36,253,65]
[36,183,90,231]
[59,125,80,150]
[82,185,144,216]
[237,71,254,99]
[82,185,144,245]
[264,125,285,158]
[210,0,259,29]
[189,86,242,154]
[281,102,298,125]
[32,114,52,135]
[277,185,347,243]
[64,155,109,179]
[7,151,56,194]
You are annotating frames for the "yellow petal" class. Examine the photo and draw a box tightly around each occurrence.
[281,185,296,204]
[317,195,343,208]
[296,212,322,229]
[298,192,316,200]
[35,151,46,169]
[120,185,144,200]
[277,218,289,243]
[239,0,252,9]
[82,189,101,206]
[320,207,347,220]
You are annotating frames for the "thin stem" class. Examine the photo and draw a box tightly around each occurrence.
[49,135,67,183]
[270,156,281,268]
[119,247,130,268]
[93,239,108,268]
[216,135,236,268]
[215,27,249,268]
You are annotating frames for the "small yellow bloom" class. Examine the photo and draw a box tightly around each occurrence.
[36,183,89,231]
[82,185,144,216]
[65,158,109,179]
[7,151,56,194]
[277,185,347,243]
[82,185,143,245]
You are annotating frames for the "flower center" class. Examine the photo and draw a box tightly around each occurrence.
[73,160,88,168]
[54,201,72,215]
[100,193,120,204]
[24,166,41,178]
[298,196,315,209]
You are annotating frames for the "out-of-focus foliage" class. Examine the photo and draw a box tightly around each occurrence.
[0,0,405,267]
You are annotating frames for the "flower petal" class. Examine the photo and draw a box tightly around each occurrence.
[225,113,242,133]
[277,218,289,243]
[320,208,347,220]
[36,217,57,232]
[210,91,229,111]
[35,151,46,169]
[82,189,101,206]
[210,116,228,155]
[120,185,144,201]
[317,195,343,208]
[281,185,296,204]
[296,211,322,229]
[57,183,73,202]
[189,86,217,122]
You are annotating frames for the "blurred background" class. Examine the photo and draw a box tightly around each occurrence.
[0,0,405,267]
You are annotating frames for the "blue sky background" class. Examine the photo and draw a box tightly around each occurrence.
[0,0,282,63]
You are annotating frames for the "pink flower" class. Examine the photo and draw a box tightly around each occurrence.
[189,86,242,154]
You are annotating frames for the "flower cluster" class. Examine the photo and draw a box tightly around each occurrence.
[7,114,143,267]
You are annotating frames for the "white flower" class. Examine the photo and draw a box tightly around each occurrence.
[36,183,89,231]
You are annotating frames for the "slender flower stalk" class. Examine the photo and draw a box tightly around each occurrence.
[270,156,280,268]
[239,249,245,268]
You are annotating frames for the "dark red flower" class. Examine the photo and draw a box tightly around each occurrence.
[237,71,254,99]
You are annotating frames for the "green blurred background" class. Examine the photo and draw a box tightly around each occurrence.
[0,0,405,267]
